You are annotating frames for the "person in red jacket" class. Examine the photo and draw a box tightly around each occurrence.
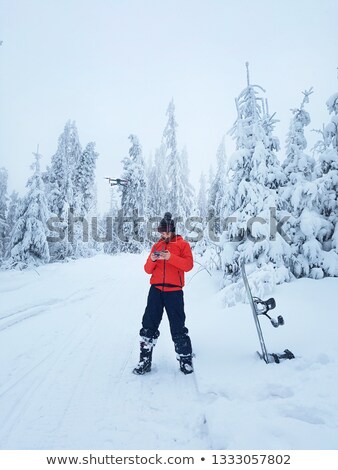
[133,212,194,375]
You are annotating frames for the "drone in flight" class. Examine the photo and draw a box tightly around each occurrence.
[104,177,128,187]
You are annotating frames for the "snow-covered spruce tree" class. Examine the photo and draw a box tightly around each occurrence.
[197,172,208,219]
[6,150,50,269]
[47,120,82,260]
[163,99,191,225]
[74,142,98,216]
[103,186,121,254]
[308,90,338,277]
[180,146,195,216]
[279,89,328,279]
[250,104,286,190]
[48,120,82,217]
[208,136,228,234]
[208,164,215,193]
[109,186,121,218]
[195,155,226,264]
[120,134,147,252]
[3,191,21,260]
[70,142,99,258]
[282,89,315,183]
[195,143,227,264]
[193,172,213,257]
[147,143,168,217]
[0,167,9,263]
[218,64,291,303]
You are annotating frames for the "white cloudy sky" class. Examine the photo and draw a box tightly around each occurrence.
[0,0,337,212]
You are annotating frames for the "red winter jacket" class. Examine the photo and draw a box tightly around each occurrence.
[144,235,193,292]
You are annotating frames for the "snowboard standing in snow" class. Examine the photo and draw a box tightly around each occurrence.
[133,213,194,375]
[241,260,295,364]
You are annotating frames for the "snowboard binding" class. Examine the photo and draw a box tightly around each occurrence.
[252,297,284,328]
[241,261,295,364]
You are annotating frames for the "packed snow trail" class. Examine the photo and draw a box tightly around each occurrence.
[1,253,338,449]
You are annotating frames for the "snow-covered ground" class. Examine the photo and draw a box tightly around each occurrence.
[0,253,337,450]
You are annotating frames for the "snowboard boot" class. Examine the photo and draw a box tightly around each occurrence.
[178,354,194,375]
[173,331,193,374]
[133,333,158,375]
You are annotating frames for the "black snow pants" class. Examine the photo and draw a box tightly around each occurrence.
[140,285,192,357]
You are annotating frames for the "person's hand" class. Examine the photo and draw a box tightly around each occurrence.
[159,250,171,260]
[150,253,159,262]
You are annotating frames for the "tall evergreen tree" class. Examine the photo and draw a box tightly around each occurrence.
[120,134,147,252]
[3,191,21,260]
[74,142,98,216]
[48,120,82,217]
[193,172,210,256]
[47,121,82,260]
[209,137,227,210]
[6,150,50,269]
[219,64,291,300]
[256,96,285,189]
[69,141,99,258]
[147,144,167,217]
[206,164,215,212]
[197,172,208,218]
[102,186,121,255]
[163,99,188,220]
[208,137,228,234]
[282,88,315,183]
[180,146,195,216]
[309,90,338,277]
[279,89,324,278]
[109,186,120,217]
[0,167,9,262]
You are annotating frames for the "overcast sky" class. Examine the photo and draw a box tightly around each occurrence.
[0,0,337,212]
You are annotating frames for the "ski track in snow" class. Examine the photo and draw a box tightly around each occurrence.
[0,254,338,450]
[0,285,113,448]
[0,288,96,332]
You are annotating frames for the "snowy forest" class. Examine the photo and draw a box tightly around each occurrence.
[1,67,337,302]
